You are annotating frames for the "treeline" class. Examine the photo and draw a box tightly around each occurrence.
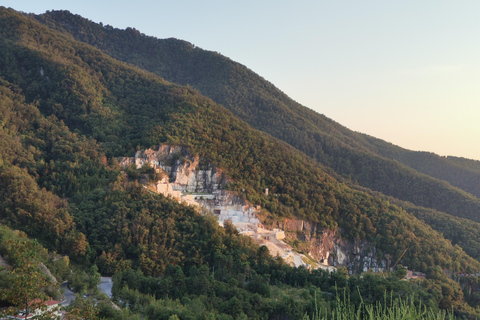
[0,220,476,319]
[109,262,474,319]
[34,9,480,225]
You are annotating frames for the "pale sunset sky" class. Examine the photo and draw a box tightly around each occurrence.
[5,1,480,160]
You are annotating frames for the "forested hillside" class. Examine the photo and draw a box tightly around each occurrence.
[362,135,480,199]
[1,7,480,318]
[33,10,480,223]
[2,5,479,273]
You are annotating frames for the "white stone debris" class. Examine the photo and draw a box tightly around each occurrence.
[119,145,314,269]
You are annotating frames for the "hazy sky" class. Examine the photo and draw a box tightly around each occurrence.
[5,1,480,160]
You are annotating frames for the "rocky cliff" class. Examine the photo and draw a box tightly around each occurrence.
[119,145,260,227]
[120,145,389,273]
[277,218,388,274]
[119,145,227,193]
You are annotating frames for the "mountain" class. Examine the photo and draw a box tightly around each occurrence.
[0,4,476,270]
[1,0,479,276]
[32,10,480,225]
[1,7,480,318]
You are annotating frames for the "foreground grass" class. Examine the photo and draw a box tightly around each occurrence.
[304,293,454,320]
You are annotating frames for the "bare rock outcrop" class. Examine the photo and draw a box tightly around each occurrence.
[119,145,227,193]
[119,145,260,227]
[120,145,388,273]
[276,218,387,274]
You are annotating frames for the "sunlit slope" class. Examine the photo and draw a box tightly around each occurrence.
[0,7,479,274]
[33,10,480,223]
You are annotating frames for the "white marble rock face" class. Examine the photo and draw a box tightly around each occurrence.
[120,145,260,227]
[121,145,389,272]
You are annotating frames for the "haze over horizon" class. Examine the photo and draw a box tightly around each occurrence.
[5,0,480,161]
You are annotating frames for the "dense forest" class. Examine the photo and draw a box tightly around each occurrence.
[32,9,480,223]
[1,6,480,319]
[24,8,480,266]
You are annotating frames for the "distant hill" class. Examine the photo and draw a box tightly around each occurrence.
[447,156,480,172]
[361,135,480,198]
[32,10,480,225]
